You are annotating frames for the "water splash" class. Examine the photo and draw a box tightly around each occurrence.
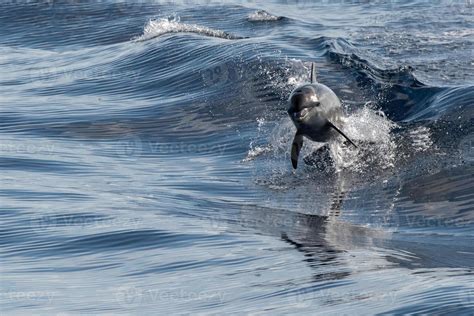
[134,15,245,41]
[247,10,283,22]
[246,102,398,177]
[335,103,399,172]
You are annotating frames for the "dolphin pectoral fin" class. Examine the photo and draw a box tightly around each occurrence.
[327,122,358,148]
[291,133,304,169]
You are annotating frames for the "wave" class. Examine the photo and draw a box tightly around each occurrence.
[320,37,474,125]
[247,10,284,22]
[134,15,247,41]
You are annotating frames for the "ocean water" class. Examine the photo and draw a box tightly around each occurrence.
[1,0,473,314]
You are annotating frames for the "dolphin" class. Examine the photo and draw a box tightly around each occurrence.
[288,63,357,169]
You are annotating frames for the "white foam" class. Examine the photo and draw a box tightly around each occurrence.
[442,29,474,38]
[247,10,282,22]
[134,15,242,41]
[243,144,273,162]
[334,103,399,172]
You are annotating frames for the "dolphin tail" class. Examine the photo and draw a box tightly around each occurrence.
[291,133,304,169]
[327,122,358,148]
[310,62,317,83]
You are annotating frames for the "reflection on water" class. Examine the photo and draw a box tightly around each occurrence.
[1,0,473,314]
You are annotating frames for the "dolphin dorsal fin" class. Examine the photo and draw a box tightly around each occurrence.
[310,62,317,83]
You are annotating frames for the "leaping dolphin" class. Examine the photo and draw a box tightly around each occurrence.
[288,63,357,169]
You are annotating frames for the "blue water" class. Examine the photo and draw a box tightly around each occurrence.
[1,0,473,314]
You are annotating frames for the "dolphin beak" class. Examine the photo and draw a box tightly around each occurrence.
[293,108,309,121]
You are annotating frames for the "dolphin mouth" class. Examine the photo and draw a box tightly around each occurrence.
[293,108,309,121]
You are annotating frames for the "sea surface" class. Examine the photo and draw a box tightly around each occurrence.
[1,0,473,314]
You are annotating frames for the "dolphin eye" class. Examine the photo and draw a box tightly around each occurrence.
[314,101,320,107]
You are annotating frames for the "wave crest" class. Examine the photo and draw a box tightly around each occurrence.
[247,10,283,22]
[134,15,245,41]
